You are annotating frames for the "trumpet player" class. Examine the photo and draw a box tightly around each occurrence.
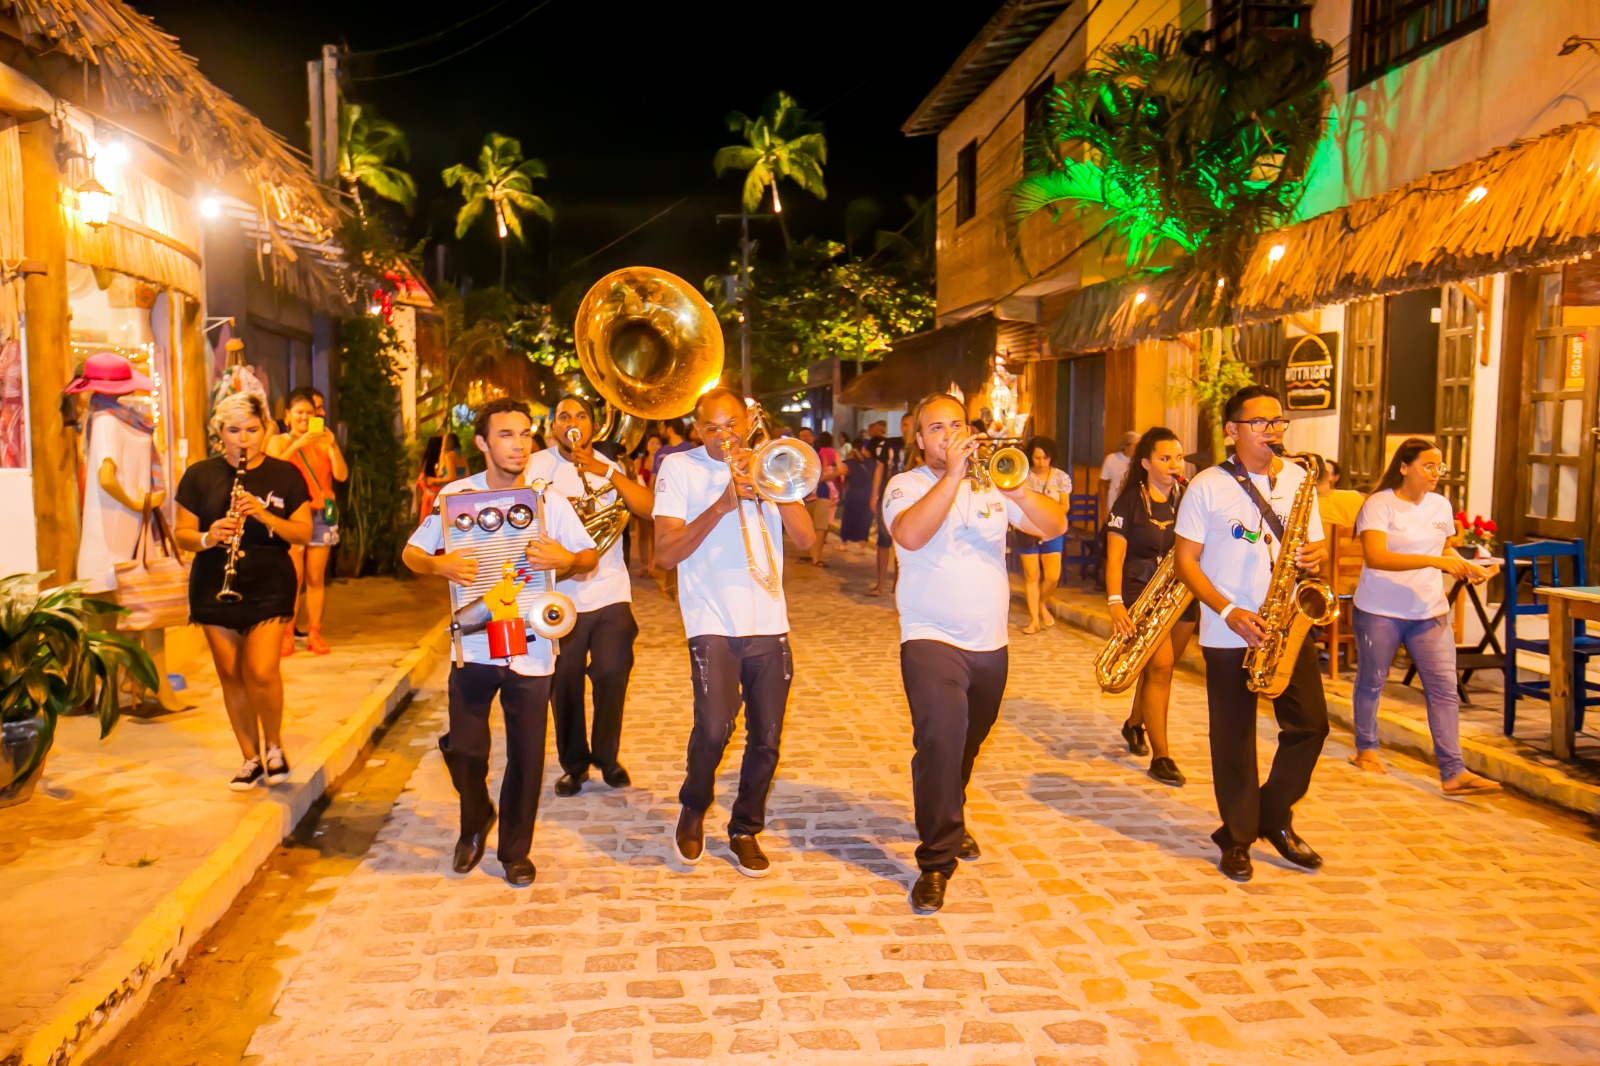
[173,393,312,791]
[653,387,817,878]
[1106,427,1195,786]
[1173,386,1329,883]
[884,394,1066,914]
[526,395,656,797]
[402,398,598,887]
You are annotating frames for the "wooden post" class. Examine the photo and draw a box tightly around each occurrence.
[1547,594,1573,761]
[18,118,79,583]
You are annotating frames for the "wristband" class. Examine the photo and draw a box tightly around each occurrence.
[1220,602,1238,622]
[200,530,213,550]
[1106,595,1123,605]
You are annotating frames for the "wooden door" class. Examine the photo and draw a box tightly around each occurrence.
[1340,296,1386,490]
[1433,283,1479,510]
[1518,269,1598,540]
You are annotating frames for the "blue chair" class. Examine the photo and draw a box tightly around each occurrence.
[1062,493,1101,582]
[1502,539,1600,737]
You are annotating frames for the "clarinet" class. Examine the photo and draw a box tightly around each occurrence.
[215,457,248,603]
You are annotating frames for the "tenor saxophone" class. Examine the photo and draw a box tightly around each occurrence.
[1242,450,1338,698]
[1093,549,1194,693]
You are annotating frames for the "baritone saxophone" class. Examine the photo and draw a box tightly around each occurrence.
[1242,450,1338,698]
[1093,549,1194,693]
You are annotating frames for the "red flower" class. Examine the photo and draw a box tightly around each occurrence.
[1455,511,1468,524]
[1484,520,1497,534]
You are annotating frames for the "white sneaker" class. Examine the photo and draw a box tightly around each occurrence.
[264,747,290,785]
[230,758,264,791]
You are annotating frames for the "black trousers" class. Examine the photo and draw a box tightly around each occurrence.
[440,663,552,864]
[678,634,792,837]
[901,640,1008,875]
[1202,641,1329,849]
[552,602,638,776]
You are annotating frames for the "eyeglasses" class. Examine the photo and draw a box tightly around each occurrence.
[1419,462,1450,475]
[700,423,742,440]
[1235,417,1291,432]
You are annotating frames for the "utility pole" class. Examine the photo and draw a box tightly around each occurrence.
[717,206,773,400]
[307,44,339,183]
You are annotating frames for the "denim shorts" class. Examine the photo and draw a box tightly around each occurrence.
[1015,533,1065,555]
[310,513,341,548]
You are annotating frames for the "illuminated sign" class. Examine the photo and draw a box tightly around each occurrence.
[1284,332,1339,411]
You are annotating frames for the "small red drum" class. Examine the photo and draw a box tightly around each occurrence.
[486,618,528,659]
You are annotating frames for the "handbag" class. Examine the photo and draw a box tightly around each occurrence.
[114,506,191,631]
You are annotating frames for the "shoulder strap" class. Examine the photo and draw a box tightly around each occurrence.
[1224,457,1286,542]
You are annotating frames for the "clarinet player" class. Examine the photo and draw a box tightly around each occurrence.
[1173,386,1328,883]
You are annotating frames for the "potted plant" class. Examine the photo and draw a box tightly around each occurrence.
[1454,511,1498,560]
[0,572,157,808]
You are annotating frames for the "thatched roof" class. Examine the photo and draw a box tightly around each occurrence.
[1,0,349,308]
[1052,110,1600,352]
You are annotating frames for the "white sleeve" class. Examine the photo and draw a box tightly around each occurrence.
[1305,474,1326,544]
[406,512,444,554]
[1174,476,1211,543]
[1099,455,1115,481]
[881,472,926,528]
[652,455,689,521]
[1353,491,1387,536]
[1004,494,1045,535]
[544,490,597,553]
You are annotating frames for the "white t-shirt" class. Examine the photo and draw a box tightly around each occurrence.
[1100,451,1132,500]
[1353,489,1455,619]
[77,410,155,593]
[653,447,789,639]
[407,472,595,676]
[882,466,1028,652]
[1174,458,1325,649]
[524,446,631,613]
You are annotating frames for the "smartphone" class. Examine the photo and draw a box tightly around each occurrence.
[309,416,325,435]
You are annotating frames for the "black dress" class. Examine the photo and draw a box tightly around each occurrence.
[176,455,309,631]
[1107,482,1199,624]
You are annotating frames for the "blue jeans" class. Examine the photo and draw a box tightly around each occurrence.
[1351,608,1464,782]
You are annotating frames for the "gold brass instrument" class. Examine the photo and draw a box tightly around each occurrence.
[214,457,248,603]
[968,438,1029,492]
[564,427,631,560]
[1093,549,1194,693]
[724,400,822,596]
[527,482,577,640]
[1243,450,1338,698]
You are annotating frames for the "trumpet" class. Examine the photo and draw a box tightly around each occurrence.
[215,457,248,603]
[966,438,1030,492]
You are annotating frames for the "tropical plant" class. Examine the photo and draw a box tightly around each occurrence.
[714,91,828,248]
[1010,27,1333,320]
[1171,330,1256,464]
[873,194,936,277]
[335,317,411,577]
[443,133,555,287]
[337,101,417,215]
[0,573,156,794]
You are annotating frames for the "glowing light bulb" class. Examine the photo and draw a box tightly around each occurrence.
[102,140,130,168]
[1465,185,1488,205]
[199,197,221,218]
[1216,277,1227,288]
[1133,289,1148,306]
[1267,244,1287,266]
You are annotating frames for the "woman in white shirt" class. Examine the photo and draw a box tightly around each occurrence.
[1017,435,1071,634]
[1349,438,1500,793]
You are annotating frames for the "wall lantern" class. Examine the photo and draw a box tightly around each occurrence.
[77,175,114,228]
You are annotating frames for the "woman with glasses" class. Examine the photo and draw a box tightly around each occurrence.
[1347,438,1501,793]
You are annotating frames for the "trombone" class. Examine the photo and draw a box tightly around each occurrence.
[722,400,822,595]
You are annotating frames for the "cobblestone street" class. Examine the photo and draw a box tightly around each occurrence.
[188,560,1600,1064]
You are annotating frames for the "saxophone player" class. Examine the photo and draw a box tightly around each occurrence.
[653,387,817,878]
[884,394,1067,913]
[526,395,656,797]
[1173,386,1329,883]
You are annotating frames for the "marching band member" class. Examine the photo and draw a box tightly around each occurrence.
[526,395,656,797]
[883,393,1066,914]
[653,387,817,878]
[1106,427,1195,786]
[1173,386,1328,883]
[402,398,597,887]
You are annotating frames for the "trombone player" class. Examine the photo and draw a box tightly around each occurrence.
[1173,385,1329,884]
[653,387,817,878]
[883,393,1066,913]
[526,394,656,797]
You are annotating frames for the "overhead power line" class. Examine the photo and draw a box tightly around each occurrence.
[350,0,564,81]
[348,1,517,57]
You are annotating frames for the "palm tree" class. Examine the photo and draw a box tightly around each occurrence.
[713,92,828,248]
[442,133,555,288]
[337,102,416,215]
[873,194,936,277]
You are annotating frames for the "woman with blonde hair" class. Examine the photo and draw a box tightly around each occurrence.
[173,393,312,790]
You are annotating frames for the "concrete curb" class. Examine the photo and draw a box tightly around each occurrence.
[1016,584,1600,819]
[19,617,452,1066]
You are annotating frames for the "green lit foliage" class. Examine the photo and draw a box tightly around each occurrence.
[335,317,410,576]
[704,238,934,391]
[714,92,828,249]
[443,134,555,287]
[337,101,417,215]
[1011,27,1332,317]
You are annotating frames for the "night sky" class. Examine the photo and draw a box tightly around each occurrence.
[130,0,994,300]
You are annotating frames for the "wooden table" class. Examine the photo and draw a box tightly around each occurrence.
[1534,586,1600,760]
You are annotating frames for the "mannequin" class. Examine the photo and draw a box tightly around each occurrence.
[68,352,188,712]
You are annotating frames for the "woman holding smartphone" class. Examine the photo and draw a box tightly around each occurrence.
[269,386,347,655]
[1348,437,1500,793]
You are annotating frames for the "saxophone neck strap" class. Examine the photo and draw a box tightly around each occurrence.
[1225,456,1286,544]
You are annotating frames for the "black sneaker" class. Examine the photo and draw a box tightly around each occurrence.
[264,748,290,785]
[230,758,264,791]
[1148,757,1185,787]
[1120,721,1149,756]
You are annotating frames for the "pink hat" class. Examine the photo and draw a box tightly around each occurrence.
[65,352,154,395]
